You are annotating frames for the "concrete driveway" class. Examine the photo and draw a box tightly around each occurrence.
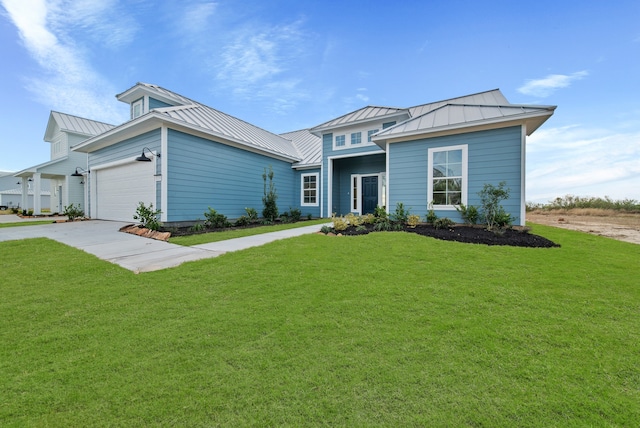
[0,217,327,273]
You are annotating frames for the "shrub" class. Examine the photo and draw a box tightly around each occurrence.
[433,217,455,229]
[245,207,258,222]
[426,204,438,224]
[190,222,205,232]
[204,207,230,229]
[133,202,162,231]
[345,213,363,227]
[373,205,388,220]
[306,213,312,220]
[234,215,250,227]
[390,202,409,224]
[332,215,348,232]
[63,203,84,221]
[373,220,393,232]
[289,207,302,222]
[455,203,479,224]
[406,214,421,228]
[280,211,291,223]
[478,181,513,230]
[320,225,333,234]
[262,166,279,222]
[361,213,376,224]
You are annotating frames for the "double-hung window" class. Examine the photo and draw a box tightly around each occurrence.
[301,173,319,206]
[427,145,468,208]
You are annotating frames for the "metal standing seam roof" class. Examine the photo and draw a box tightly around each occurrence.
[407,89,509,117]
[375,104,556,139]
[155,104,302,160]
[279,129,322,166]
[48,111,115,139]
[311,106,408,131]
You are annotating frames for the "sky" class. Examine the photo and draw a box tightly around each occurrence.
[0,0,638,203]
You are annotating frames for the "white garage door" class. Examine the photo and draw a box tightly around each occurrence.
[94,161,156,222]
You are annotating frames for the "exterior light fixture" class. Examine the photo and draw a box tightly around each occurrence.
[71,167,89,177]
[136,147,160,162]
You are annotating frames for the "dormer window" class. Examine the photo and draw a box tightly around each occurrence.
[132,99,143,119]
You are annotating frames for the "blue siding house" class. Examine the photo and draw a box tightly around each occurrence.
[71,83,555,226]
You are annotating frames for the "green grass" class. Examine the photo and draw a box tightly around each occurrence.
[0,220,56,228]
[1,225,639,426]
[169,218,329,245]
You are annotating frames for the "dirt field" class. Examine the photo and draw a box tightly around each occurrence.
[527,208,640,245]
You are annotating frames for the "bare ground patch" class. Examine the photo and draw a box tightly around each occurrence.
[527,208,640,245]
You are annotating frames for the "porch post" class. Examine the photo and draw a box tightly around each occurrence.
[33,173,42,215]
[21,179,28,212]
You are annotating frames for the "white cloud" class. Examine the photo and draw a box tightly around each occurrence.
[526,125,640,202]
[178,1,218,39]
[212,18,311,114]
[518,71,588,98]
[1,0,128,124]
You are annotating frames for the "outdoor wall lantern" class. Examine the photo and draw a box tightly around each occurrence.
[71,167,89,177]
[135,147,160,162]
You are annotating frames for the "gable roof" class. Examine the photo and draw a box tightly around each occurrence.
[75,83,302,162]
[44,111,115,142]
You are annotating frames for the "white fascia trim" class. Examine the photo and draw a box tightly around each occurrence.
[90,153,157,171]
[385,142,390,212]
[520,124,527,226]
[327,150,384,161]
[291,163,322,170]
[161,126,168,223]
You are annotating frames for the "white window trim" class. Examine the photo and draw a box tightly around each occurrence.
[333,134,346,150]
[427,144,468,210]
[132,98,144,119]
[300,172,319,207]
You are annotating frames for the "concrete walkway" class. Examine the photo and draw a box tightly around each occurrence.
[0,216,328,273]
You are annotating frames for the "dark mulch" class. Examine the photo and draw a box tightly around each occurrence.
[338,223,560,248]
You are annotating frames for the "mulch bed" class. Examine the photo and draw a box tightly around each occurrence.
[337,223,560,248]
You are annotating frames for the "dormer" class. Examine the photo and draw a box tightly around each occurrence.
[43,112,114,160]
[116,82,191,120]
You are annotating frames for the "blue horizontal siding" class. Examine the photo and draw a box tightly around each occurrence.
[166,130,295,222]
[388,126,523,223]
[88,130,161,168]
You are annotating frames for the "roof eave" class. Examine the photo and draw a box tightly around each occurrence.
[372,108,556,147]
[72,112,301,163]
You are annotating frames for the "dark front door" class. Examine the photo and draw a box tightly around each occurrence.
[362,176,378,214]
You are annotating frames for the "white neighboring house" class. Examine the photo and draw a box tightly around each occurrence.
[13,112,114,215]
[0,170,50,210]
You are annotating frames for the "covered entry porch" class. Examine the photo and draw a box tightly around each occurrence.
[327,153,386,216]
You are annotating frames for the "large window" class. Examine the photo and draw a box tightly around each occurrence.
[427,145,468,208]
[301,173,319,206]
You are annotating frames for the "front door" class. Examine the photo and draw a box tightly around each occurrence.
[362,176,378,214]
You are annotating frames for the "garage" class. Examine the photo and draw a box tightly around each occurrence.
[93,160,156,222]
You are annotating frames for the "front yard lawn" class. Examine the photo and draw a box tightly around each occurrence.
[1,225,639,426]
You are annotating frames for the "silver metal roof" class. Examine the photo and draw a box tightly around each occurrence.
[311,106,408,131]
[407,89,509,117]
[375,103,556,141]
[280,129,322,166]
[155,104,302,160]
[45,111,115,141]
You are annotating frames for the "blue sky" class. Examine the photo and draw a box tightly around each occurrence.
[1,0,638,202]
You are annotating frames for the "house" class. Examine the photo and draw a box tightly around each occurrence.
[14,112,114,215]
[0,170,50,211]
[69,83,554,226]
